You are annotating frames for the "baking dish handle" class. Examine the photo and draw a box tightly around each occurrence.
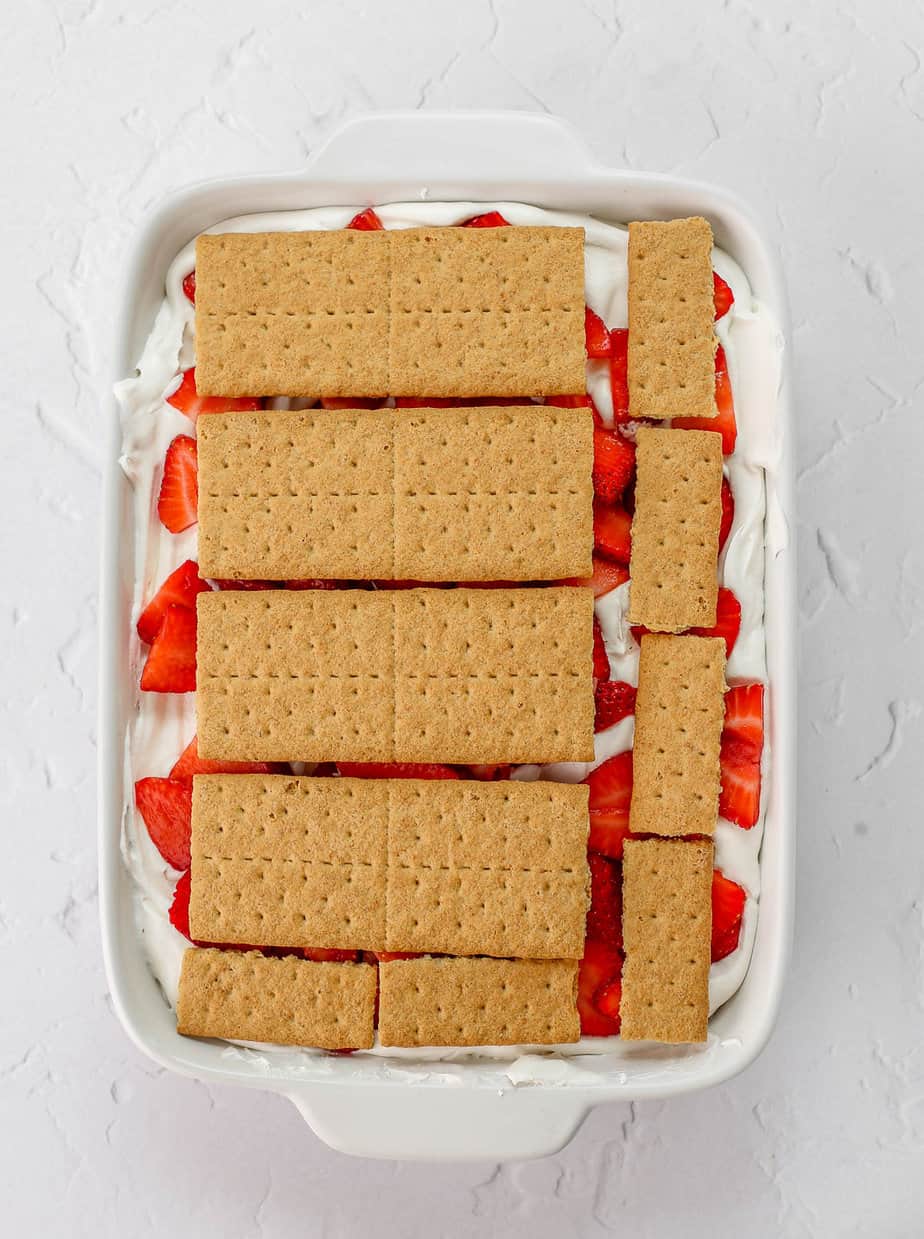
[305,110,599,183]
[286,1083,590,1162]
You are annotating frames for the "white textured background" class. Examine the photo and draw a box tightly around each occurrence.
[3,0,923,1234]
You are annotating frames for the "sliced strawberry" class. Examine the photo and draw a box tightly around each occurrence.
[609,328,630,424]
[463,580,518,590]
[593,975,622,1024]
[371,580,455,591]
[336,762,460,779]
[593,499,632,564]
[320,396,384,409]
[592,427,635,502]
[592,616,610,684]
[690,587,741,657]
[594,681,637,732]
[137,560,211,645]
[588,809,632,860]
[714,272,735,320]
[303,947,361,963]
[468,764,512,781]
[285,578,339,590]
[213,579,281,591]
[157,435,198,534]
[375,951,423,962]
[673,345,737,454]
[168,869,192,939]
[577,940,622,1037]
[586,853,622,951]
[347,207,384,231]
[169,735,280,781]
[394,397,461,408]
[182,270,196,304]
[461,211,510,228]
[560,555,629,599]
[585,307,613,358]
[719,736,761,827]
[712,869,746,961]
[723,683,764,759]
[140,604,197,693]
[134,777,192,869]
[165,368,262,422]
[585,750,633,860]
[544,394,593,409]
[719,475,734,553]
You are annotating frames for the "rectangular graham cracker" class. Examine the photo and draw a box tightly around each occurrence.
[620,838,713,1043]
[196,587,594,764]
[628,427,724,631]
[627,217,717,420]
[194,227,585,398]
[187,775,589,959]
[629,634,726,837]
[377,957,580,1046]
[176,948,376,1049]
[196,405,593,582]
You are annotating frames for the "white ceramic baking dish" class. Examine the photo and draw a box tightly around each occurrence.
[98,110,795,1162]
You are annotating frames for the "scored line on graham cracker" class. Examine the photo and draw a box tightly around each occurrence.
[196,405,593,582]
[620,838,713,1043]
[629,634,726,838]
[627,217,717,420]
[628,426,724,632]
[195,587,594,765]
[188,774,590,959]
[194,227,586,398]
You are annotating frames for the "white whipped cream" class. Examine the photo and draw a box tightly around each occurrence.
[116,201,781,1071]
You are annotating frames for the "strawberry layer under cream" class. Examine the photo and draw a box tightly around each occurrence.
[116,201,781,1073]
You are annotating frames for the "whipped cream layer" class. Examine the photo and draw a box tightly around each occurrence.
[116,201,781,1072]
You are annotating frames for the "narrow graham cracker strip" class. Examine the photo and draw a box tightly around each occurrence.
[196,587,594,764]
[628,427,724,631]
[627,217,717,420]
[176,948,376,1049]
[188,775,590,959]
[194,227,585,398]
[196,405,593,582]
[629,634,726,837]
[620,838,713,1043]
[377,957,579,1046]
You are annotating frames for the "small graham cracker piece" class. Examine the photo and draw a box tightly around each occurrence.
[378,957,580,1047]
[627,217,717,420]
[629,634,726,837]
[196,405,593,582]
[620,838,713,1043]
[628,427,724,632]
[176,948,376,1049]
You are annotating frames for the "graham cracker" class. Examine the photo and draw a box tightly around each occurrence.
[627,217,717,420]
[196,587,594,764]
[628,427,724,631]
[187,774,589,959]
[377,957,580,1046]
[188,774,388,950]
[196,405,593,582]
[194,227,585,398]
[176,948,376,1049]
[388,227,585,396]
[620,838,713,1043]
[629,634,726,837]
[385,779,589,958]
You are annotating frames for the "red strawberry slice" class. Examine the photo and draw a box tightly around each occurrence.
[593,499,632,563]
[285,578,339,590]
[545,393,593,409]
[213,579,281,591]
[592,616,610,684]
[168,869,192,938]
[137,560,211,645]
[320,396,385,409]
[593,975,622,1023]
[134,777,192,869]
[375,951,423,962]
[461,211,510,228]
[182,270,196,304]
[719,736,761,827]
[166,368,262,422]
[561,554,629,599]
[336,762,460,780]
[594,681,637,732]
[592,427,636,503]
[712,869,746,960]
[673,345,737,454]
[394,396,461,408]
[585,306,614,358]
[468,764,512,781]
[169,735,280,781]
[609,328,630,424]
[585,750,633,859]
[586,853,622,951]
[719,475,734,552]
[347,207,384,231]
[713,272,734,320]
[140,603,197,693]
[157,435,198,534]
[723,683,764,759]
[690,587,742,656]
[577,940,622,1036]
[303,947,361,962]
